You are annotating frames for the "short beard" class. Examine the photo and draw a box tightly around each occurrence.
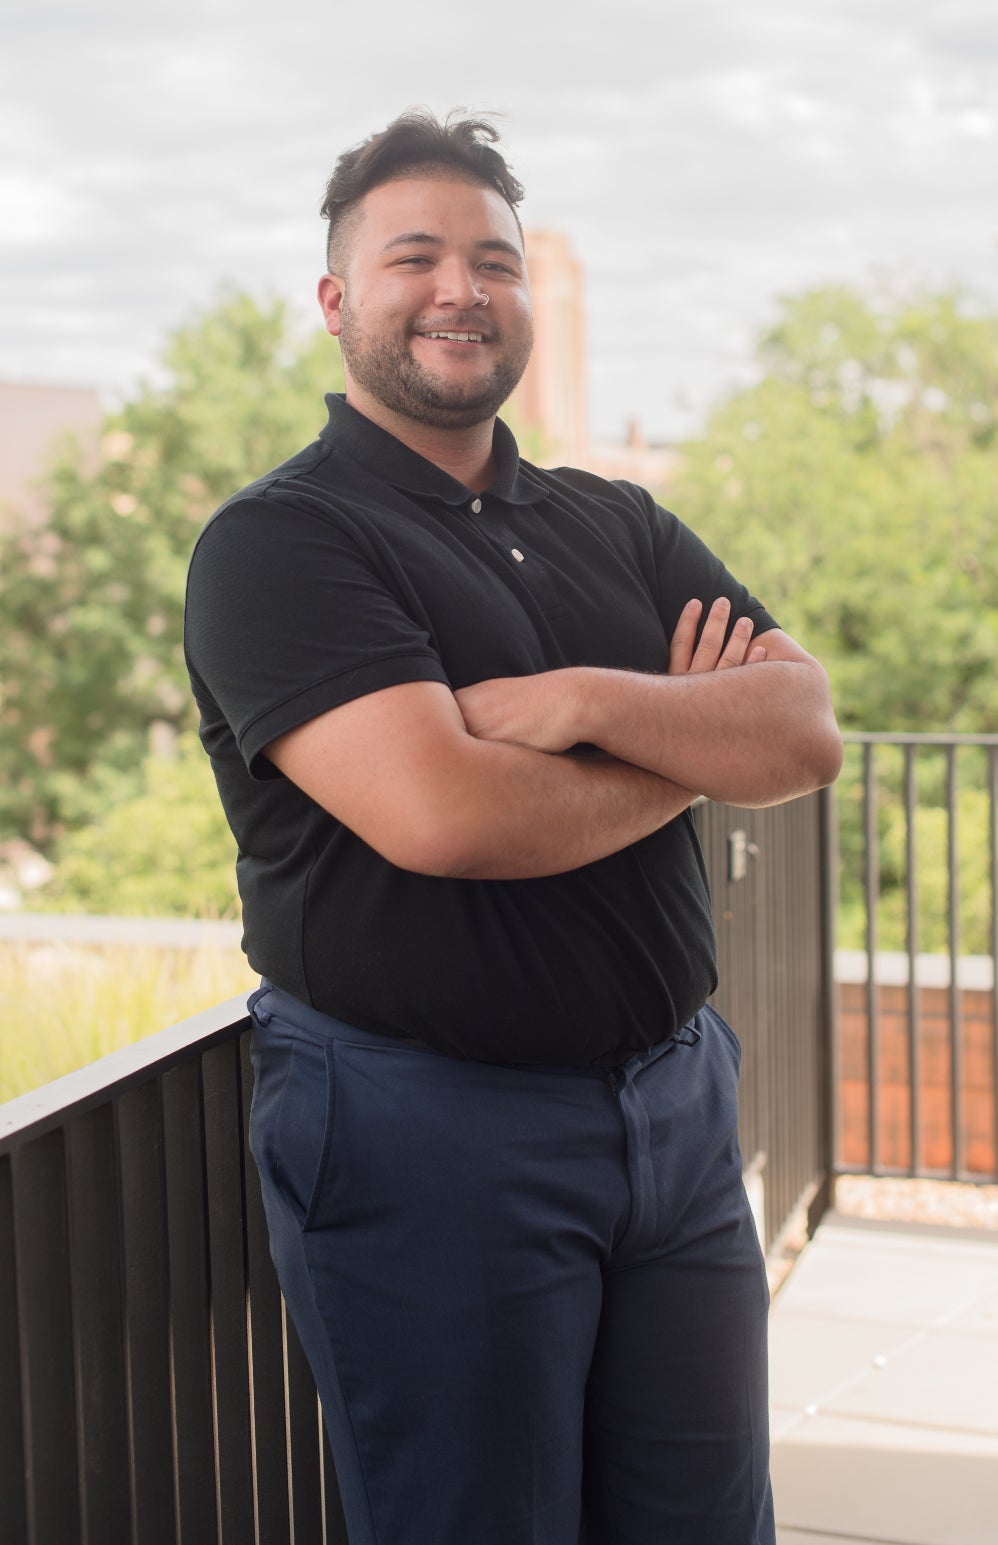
[339,306,533,430]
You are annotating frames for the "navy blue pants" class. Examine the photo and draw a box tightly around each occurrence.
[248,983,775,1545]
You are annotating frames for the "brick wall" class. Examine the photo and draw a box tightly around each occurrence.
[838,978,997,1175]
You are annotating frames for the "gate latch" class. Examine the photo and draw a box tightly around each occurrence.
[728,828,759,883]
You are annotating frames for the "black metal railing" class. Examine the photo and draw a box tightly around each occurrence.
[836,733,998,1181]
[8,752,998,1543]
[2,791,833,1543]
[0,999,348,1545]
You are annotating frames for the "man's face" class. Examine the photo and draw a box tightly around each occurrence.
[319,175,534,432]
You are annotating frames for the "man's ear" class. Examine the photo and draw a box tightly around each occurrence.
[317,273,345,338]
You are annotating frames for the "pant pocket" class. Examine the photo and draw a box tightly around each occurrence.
[251,1021,337,1233]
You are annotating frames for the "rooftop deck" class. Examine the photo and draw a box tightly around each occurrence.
[771,1207,998,1545]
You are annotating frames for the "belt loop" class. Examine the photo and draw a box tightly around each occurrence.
[248,984,272,1024]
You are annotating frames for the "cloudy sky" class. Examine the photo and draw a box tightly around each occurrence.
[3,0,996,441]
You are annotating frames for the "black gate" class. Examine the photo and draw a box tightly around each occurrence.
[696,788,835,1249]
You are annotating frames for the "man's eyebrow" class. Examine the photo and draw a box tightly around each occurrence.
[476,238,524,262]
[381,231,523,261]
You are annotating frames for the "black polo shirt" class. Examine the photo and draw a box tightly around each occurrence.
[185,394,777,1065]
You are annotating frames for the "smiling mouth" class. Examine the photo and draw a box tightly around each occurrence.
[418,330,487,344]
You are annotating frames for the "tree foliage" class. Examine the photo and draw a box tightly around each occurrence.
[31,732,241,917]
[668,285,998,951]
[0,291,344,847]
[670,285,998,733]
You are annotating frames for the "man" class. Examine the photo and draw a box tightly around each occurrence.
[185,110,842,1545]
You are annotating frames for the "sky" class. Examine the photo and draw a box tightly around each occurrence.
[3,0,997,442]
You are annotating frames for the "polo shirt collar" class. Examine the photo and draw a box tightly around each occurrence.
[320,393,544,506]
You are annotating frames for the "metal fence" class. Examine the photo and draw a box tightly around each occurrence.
[836,732,998,1181]
[1,791,833,1543]
[0,1000,348,1545]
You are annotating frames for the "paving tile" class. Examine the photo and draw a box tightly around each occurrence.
[772,1415,998,1545]
[772,1225,998,1329]
[770,1218,998,1543]
[777,1532,889,1545]
[774,1410,998,1459]
[823,1328,998,1436]
[948,1287,998,1339]
[770,1403,806,1443]
[769,1313,916,1412]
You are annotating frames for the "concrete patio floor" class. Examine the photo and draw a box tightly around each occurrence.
[769,1211,998,1545]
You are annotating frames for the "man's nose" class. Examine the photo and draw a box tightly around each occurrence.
[433,259,484,307]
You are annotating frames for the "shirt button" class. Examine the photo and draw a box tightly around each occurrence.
[511,548,525,562]
[470,497,483,514]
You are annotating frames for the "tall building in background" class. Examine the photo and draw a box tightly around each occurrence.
[0,382,102,527]
[509,230,589,466]
[511,231,678,489]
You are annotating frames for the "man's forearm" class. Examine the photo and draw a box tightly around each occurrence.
[456,645,842,810]
[572,659,842,807]
[266,680,695,882]
[415,738,694,879]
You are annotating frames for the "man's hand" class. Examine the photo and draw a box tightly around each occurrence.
[264,599,839,881]
[455,595,767,752]
[265,679,693,880]
[668,596,768,675]
[457,607,842,809]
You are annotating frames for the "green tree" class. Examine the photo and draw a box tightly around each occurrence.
[0,291,344,847]
[670,285,998,951]
[671,286,998,734]
[32,732,241,917]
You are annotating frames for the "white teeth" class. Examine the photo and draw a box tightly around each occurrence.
[422,331,484,342]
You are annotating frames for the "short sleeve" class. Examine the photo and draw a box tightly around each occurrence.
[184,495,450,776]
[636,487,779,643]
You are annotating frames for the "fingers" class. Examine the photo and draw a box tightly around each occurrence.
[670,597,766,674]
[668,598,702,675]
[714,614,756,670]
[691,596,733,671]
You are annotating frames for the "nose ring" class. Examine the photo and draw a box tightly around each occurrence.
[475,291,490,306]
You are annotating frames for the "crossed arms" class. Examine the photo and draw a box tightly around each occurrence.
[266,596,843,881]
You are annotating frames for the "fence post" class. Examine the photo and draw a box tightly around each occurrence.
[813,783,839,1231]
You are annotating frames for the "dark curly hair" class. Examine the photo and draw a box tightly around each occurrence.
[320,109,525,272]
